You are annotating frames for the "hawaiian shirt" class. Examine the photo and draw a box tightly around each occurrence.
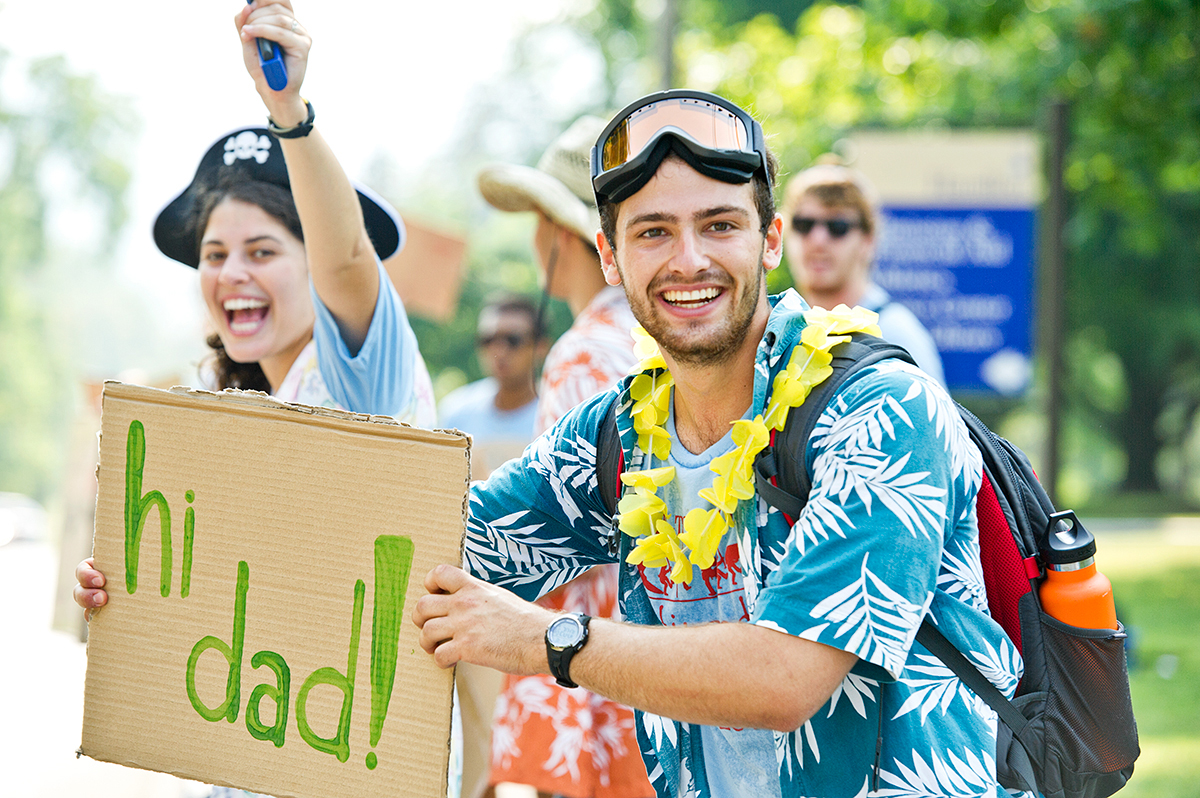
[534,285,639,435]
[466,290,1027,798]
[489,282,651,797]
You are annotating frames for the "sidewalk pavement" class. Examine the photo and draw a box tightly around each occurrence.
[0,539,201,798]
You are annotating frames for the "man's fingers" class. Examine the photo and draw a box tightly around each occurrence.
[416,616,456,658]
[412,590,450,630]
[417,616,469,671]
[423,563,471,595]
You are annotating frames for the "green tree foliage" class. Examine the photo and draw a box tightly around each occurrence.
[0,52,132,500]
[659,0,1199,499]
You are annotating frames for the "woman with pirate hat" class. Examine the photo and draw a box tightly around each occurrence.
[149,0,436,422]
[75,0,439,716]
[75,4,440,797]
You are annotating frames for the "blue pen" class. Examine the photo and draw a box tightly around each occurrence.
[247,0,288,91]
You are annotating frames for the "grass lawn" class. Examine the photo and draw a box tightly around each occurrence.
[1093,519,1200,798]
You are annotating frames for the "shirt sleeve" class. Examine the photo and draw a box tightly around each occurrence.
[464,391,622,601]
[750,362,973,681]
[310,257,428,418]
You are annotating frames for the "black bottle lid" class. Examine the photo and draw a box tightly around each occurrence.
[1040,510,1097,565]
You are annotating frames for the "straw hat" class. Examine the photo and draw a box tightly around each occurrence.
[476,115,606,242]
[153,127,404,268]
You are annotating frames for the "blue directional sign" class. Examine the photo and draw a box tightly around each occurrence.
[874,207,1036,394]
[848,130,1041,395]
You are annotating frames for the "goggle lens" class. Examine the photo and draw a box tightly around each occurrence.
[600,97,751,172]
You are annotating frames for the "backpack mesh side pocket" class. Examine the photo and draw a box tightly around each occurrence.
[1035,615,1139,798]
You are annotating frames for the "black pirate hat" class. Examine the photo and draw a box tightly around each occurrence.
[153,127,404,267]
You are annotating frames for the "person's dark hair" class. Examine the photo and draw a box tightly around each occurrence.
[481,292,545,340]
[598,146,779,251]
[193,178,304,392]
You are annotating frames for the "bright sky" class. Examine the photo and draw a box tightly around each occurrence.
[0,0,564,378]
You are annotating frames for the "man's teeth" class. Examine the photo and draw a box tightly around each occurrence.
[223,298,268,311]
[663,288,720,305]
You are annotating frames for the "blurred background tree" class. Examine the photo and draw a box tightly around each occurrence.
[471,0,1199,510]
[0,52,133,502]
[6,1,1197,514]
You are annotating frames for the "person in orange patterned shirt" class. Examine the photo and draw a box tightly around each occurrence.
[475,117,650,798]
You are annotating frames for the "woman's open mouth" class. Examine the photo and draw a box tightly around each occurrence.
[223,297,269,335]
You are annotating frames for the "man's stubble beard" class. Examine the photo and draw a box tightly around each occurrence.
[615,243,766,369]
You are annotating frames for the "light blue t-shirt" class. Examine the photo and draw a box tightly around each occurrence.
[863,282,946,388]
[438,377,538,478]
[307,257,436,425]
[651,403,780,798]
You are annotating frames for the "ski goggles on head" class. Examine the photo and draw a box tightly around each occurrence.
[590,89,768,205]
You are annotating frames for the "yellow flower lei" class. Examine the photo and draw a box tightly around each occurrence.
[616,304,883,584]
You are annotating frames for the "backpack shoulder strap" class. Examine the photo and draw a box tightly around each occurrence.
[597,395,622,518]
[916,619,1030,733]
[753,333,915,519]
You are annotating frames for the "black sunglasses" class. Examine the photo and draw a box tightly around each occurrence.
[791,216,862,238]
[477,332,532,349]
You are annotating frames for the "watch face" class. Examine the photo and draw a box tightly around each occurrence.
[547,616,583,648]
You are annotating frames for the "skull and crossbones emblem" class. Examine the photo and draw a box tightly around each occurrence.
[223,131,272,166]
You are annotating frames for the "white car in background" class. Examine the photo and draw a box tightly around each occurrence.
[0,492,46,546]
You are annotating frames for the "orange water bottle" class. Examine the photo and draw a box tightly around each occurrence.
[1038,511,1118,630]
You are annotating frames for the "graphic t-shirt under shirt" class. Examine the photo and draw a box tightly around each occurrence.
[644,397,779,798]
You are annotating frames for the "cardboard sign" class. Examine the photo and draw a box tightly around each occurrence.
[81,383,469,798]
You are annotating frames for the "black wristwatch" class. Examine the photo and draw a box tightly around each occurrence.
[545,613,591,689]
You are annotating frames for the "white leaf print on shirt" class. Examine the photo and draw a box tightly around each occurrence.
[820,448,948,538]
[827,671,879,719]
[875,747,996,797]
[813,388,913,456]
[778,718,821,776]
[936,538,989,611]
[893,654,965,724]
[810,553,922,675]
[641,711,678,751]
[808,385,948,539]
[897,370,981,498]
[791,490,855,557]
[895,633,1022,726]
[526,432,598,525]
[465,509,573,578]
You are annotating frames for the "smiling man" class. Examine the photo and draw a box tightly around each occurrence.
[415,91,1023,798]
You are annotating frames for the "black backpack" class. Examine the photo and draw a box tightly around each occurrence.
[597,334,1139,798]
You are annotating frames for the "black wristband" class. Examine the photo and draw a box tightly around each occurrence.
[268,98,315,139]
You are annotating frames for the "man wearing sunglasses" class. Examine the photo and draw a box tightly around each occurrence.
[437,294,546,480]
[783,159,946,386]
[417,90,1018,798]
